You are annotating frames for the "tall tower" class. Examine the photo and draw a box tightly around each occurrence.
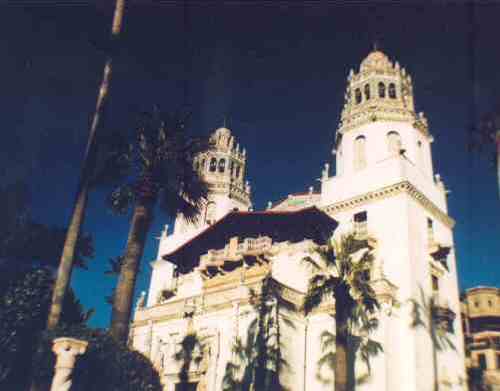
[320,50,467,390]
[148,126,252,306]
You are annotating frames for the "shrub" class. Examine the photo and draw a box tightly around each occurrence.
[32,325,162,391]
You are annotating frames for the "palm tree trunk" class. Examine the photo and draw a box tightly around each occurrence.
[110,199,154,343]
[496,130,499,197]
[46,0,126,330]
[335,309,349,391]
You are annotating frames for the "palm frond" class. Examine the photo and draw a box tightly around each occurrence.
[107,183,135,215]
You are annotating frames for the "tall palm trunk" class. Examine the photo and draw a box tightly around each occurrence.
[110,199,154,343]
[496,130,499,197]
[46,0,126,330]
[335,305,349,391]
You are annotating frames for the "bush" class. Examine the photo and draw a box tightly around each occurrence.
[33,325,162,391]
[0,267,91,389]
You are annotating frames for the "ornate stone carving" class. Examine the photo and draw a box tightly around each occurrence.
[50,338,88,391]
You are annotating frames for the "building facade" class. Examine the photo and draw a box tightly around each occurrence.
[131,50,468,390]
[462,286,500,390]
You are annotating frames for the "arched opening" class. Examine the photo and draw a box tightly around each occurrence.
[378,82,386,98]
[194,161,199,171]
[218,158,226,173]
[205,202,216,225]
[389,83,396,99]
[364,84,371,100]
[201,159,206,171]
[209,157,217,172]
[353,135,367,171]
[387,131,402,155]
[235,165,241,179]
[355,88,362,104]
[230,161,234,176]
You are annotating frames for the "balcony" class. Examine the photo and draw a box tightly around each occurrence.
[199,236,273,277]
[429,242,452,271]
[432,295,456,333]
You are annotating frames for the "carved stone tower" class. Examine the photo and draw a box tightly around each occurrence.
[148,126,252,306]
[320,49,467,390]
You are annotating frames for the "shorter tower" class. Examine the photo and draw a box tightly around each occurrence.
[148,126,252,306]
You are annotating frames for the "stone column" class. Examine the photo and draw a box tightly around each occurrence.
[50,338,88,391]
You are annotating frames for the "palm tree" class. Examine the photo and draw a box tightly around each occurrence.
[99,108,208,343]
[46,0,126,330]
[471,102,500,197]
[303,234,381,391]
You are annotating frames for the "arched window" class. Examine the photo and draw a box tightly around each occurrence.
[364,84,371,100]
[194,161,199,171]
[235,165,241,179]
[230,161,234,176]
[387,131,402,155]
[355,88,362,104]
[353,135,367,171]
[201,159,206,171]
[388,83,396,99]
[218,158,226,173]
[209,157,217,172]
[378,82,386,98]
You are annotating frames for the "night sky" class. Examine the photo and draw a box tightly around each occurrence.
[1,1,499,328]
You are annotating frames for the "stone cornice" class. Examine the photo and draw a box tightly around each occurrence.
[322,180,455,229]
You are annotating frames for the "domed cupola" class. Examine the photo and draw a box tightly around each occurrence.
[193,126,251,217]
[338,49,428,136]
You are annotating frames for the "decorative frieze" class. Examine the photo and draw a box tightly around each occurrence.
[322,180,455,229]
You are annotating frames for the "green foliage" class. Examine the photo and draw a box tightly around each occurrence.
[222,277,289,391]
[0,267,92,389]
[93,107,209,222]
[0,182,94,272]
[32,326,163,391]
[303,234,383,388]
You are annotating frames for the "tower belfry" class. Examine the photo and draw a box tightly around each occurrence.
[157,125,252,256]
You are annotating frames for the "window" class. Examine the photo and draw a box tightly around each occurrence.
[235,165,241,179]
[432,275,439,292]
[387,131,402,155]
[378,82,386,98]
[194,161,199,171]
[205,202,216,225]
[201,159,206,171]
[353,135,367,171]
[209,157,217,172]
[478,353,487,370]
[230,161,234,176]
[364,84,371,100]
[474,301,479,308]
[355,88,362,104]
[354,211,368,239]
[389,83,397,99]
[427,218,434,244]
[488,300,493,307]
[218,158,226,173]
[497,353,500,369]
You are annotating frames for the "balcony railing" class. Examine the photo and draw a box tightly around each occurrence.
[432,294,456,333]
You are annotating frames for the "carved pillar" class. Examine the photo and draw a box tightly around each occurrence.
[50,338,88,391]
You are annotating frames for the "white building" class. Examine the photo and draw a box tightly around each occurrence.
[131,50,468,390]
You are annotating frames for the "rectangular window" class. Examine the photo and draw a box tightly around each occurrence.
[427,218,434,244]
[432,275,439,292]
[354,211,368,239]
[497,354,500,369]
[478,353,487,370]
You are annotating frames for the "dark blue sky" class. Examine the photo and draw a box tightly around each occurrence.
[1,2,499,328]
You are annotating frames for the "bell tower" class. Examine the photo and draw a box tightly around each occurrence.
[157,126,252,256]
[320,50,467,390]
[333,49,434,181]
